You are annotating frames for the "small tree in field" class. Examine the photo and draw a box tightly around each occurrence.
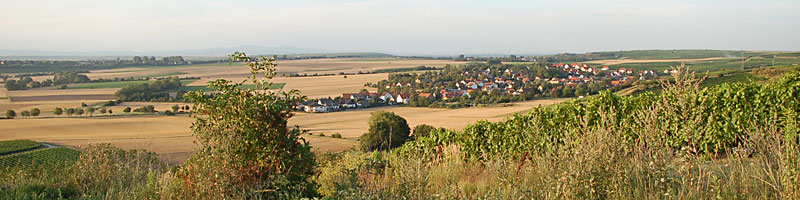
[54,107,63,117]
[86,107,95,117]
[76,109,84,116]
[99,107,107,115]
[20,110,30,118]
[30,108,40,117]
[179,52,315,198]
[65,108,75,117]
[171,105,179,113]
[359,110,411,151]
[5,110,15,119]
[123,107,131,114]
[108,109,113,115]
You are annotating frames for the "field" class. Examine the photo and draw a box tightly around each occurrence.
[0,98,568,164]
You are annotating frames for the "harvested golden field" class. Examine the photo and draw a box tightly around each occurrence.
[0,98,567,164]
[288,98,570,139]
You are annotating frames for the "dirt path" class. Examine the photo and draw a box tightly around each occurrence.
[0,142,57,156]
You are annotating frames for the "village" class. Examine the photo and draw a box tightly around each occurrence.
[297,62,659,113]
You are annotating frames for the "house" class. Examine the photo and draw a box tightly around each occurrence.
[379,92,394,102]
[339,99,358,109]
[304,103,327,113]
[396,94,411,104]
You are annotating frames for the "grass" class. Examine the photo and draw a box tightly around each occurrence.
[0,140,41,155]
[66,79,197,90]
[177,82,285,92]
[609,57,800,72]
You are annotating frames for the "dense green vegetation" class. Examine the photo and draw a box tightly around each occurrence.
[0,56,222,73]
[359,110,411,151]
[68,79,195,90]
[113,77,187,101]
[0,140,41,155]
[176,82,284,92]
[4,71,90,90]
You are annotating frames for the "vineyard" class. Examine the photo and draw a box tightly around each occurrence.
[0,147,80,170]
[397,66,800,159]
[308,66,800,199]
[0,140,41,155]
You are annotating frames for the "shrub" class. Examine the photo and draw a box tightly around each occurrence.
[331,133,342,138]
[177,52,316,198]
[359,110,410,151]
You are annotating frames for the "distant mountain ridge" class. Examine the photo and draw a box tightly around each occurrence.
[0,45,334,57]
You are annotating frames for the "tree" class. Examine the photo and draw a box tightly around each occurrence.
[54,107,63,117]
[30,108,40,117]
[76,109,84,116]
[172,104,180,113]
[66,108,75,116]
[99,107,107,115]
[179,52,315,198]
[5,110,15,119]
[108,109,113,115]
[412,124,436,139]
[86,107,95,117]
[359,110,411,151]
[123,107,131,114]
[20,110,30,118]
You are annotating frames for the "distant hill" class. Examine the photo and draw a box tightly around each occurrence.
[0,45,334,57]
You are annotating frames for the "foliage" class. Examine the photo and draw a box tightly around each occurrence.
[177,52,316,198]
[132,105,156,113]
[113,77,184,102]
[68,144,166,198]
[53,107,63,117]
[412,124,437,139]
[5,110,15,119]
[0,140,41,155]
[396,64,800,160]
[360,110,411,151]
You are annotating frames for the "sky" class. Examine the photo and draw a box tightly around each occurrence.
[1,0,799,55]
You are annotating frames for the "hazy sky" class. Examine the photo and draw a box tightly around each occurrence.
[1,0,799,55]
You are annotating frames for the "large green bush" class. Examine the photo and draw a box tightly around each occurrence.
[179,52,316,198]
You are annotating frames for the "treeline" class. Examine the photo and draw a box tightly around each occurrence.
[4,72,89,90]
[371,65,437,73]
[113,77,184,102]
[0,56,223,73]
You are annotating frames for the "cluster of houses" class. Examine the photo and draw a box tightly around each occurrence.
[296,91,417,113]
[380,63,659,99]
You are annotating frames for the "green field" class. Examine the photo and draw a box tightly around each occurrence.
[66,79,198,90]
[589,49,762,59]
[608,57,800,72]
[0,140,41,155]
[177,83,285,92]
